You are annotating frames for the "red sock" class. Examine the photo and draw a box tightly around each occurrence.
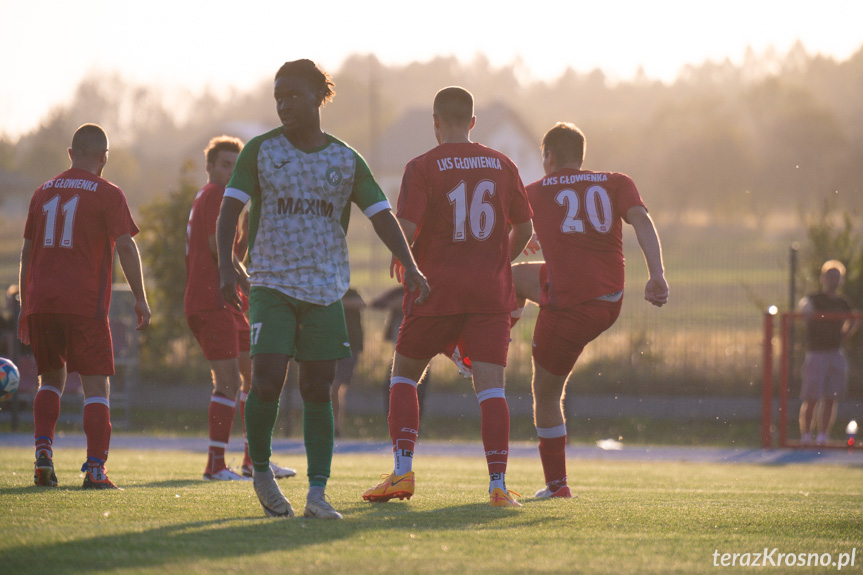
[388,379,419,475]
[34,387,61,457]
[538,435,568,487]
[238,392,252,467]
[207,395,236,473]
[479,395,509,475]
[83,399,111,463]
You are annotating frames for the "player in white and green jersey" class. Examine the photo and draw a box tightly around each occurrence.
[217,59,429,520]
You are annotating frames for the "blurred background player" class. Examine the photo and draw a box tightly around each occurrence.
[331,287,365,437]
[20,123,151,489]
[798,260,858,445]
[185,135,295,480]
[516,122,667,498]
[217,59,428,520]
[372,286,433,420]
[363,86,533,507]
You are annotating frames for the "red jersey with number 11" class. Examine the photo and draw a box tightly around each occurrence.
[23,168,139,320]
[527,168,645,308]
[397,142,533,316]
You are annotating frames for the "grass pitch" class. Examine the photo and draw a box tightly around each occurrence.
[2,447,862,574]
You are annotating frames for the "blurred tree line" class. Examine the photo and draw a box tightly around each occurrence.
[2,45,862,386]
[2,43,861,219]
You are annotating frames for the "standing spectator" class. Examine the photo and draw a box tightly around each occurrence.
[331,287,365,437]
[20,123,151,489]
[185,135,295,481]
[217,59,428,520]
[798,260,858,445]
[362,86,533,507]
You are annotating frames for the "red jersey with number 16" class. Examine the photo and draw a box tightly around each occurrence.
[23,168,139,320]
[397,142,533,316]
[527,168,645,309]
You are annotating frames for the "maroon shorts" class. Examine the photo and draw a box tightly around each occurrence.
[532,299,622,376]
[396,312,511,366]
[187,307,250,362]
[28,313,114,376]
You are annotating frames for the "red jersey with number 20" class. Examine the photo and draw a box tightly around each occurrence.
[398,142,533,316]
[23,168,139,320]
[527,169,645,308]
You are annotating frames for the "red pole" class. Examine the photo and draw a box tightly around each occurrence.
[778,313,791,448]
[761,310,774,448]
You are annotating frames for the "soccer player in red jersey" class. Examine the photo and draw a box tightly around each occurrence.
[363,87,534,507]
[19,123,151,490]
[517,122,668,498]
[185,136,296,481]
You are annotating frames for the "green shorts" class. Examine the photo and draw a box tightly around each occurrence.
[248,287,351,362]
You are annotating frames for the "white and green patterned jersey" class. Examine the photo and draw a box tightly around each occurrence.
[225,128,390,306]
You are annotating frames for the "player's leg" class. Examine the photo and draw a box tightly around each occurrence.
[799,401,817,444]
[64,315,118,489]
[293,298,351,519]
[816,398,837,444]
[512,261,544,308]
[248,353,295,517]
[33,367,64,487]
[245,287,296,517]
[203,358,246,480]
[798,352,820,444]
[188,310,247,480]
[530,300,621,498]
[817,351,848,444]
[363,351,429,502]
[463,312,520,507]
[79,374,118,489]
[531,360,571,498]
[28,314,66,486]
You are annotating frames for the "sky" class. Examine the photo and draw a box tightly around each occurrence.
[2,0,862,139]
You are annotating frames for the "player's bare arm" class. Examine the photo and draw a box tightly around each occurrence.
[17,238,32,345]
[115,234,151,330]
[370,210,430,304]
[216,196,245,311]
[211,232,251,296]
[626,206,668,307]
[509,220,534,262]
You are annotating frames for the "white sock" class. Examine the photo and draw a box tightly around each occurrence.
[489,471,506,493]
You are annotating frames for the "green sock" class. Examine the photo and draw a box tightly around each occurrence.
[245,390,279,473]
[303,401,334,488]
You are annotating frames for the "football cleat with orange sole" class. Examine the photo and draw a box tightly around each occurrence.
[362,471,415,502]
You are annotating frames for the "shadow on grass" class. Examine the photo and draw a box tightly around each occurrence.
[4,498,563,573]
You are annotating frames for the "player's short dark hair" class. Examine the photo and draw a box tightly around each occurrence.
[71,124,108,158]
[204,136,244,165]
[275,59,335,105]
[542,122,586,167]
[433,86,474,125]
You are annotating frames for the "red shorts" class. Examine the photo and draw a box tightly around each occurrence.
[396,312,511,366]
[28,313,114,376]
[532,299,622,376]
[187,307,250,362]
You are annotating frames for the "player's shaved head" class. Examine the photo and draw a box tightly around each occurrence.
[433,87,474,126]
[70,124,108,159]
[542,122,586,168]
[275,59,335,105]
